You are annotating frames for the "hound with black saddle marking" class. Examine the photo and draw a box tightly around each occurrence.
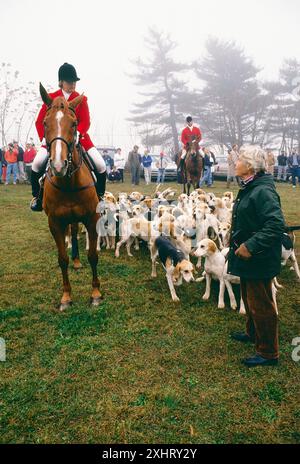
[151,236,195,302]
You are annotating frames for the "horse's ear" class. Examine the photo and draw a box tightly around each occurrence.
[68,94,84,110]
[39,83,53,107]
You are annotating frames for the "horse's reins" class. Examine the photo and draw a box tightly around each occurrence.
[45,105,95,193]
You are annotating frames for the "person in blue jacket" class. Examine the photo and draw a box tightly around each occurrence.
[142,149,153,185]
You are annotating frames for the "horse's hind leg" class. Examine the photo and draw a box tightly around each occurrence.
[71,222,82,270]
[85,215,102,305]
[49,217,72,311]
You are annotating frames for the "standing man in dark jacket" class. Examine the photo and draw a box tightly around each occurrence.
[288,150,300,188]
[227,146,285,367]
[277,151,288,182]
[128,145,142,186]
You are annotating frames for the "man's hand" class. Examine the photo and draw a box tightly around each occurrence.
[235,243,252,260]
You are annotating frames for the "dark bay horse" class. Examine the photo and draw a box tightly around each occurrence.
[39,83,102,311]
[177,140,203,195]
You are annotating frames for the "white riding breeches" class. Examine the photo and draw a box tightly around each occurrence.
[32,145,106,174]
[87,146,106,173]
[181,149,187,160]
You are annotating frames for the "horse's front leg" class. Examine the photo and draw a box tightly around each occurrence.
[48,217,72,311]
[71,222,82,270]
[187,181,191,196]
[85,215,103,306]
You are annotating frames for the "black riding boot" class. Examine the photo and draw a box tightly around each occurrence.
[94,171,107,200]
[30,170,43,212]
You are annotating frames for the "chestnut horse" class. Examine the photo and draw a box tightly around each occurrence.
[177,139,203,195]
[39,83,102,311]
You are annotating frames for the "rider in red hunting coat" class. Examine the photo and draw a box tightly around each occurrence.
[178,116,202,171]
[181,116,202,154]
[35,90,93,152]
[30,63,106,212]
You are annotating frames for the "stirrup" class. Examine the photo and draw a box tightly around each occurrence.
[30,197,43,212]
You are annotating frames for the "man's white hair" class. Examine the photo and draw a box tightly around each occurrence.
[239,145,267,173]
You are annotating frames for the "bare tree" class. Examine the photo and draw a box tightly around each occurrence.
[0,63,40,146]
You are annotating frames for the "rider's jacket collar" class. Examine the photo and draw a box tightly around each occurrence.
[62,89,72,101]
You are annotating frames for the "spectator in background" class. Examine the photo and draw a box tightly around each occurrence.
[1,147,7,183]
[209,148,218,186]
[108,166,122,182]
[142,149,153,185]
[266,149,275,176]
[0,147,3,184]
[14,140,26,184]
[103,150,113,175]
[227,144,239,188]
[5,143,18,185]
[128,145,142,186]
[288,149,300,188]
[277,151,288,182]
[156,151,168,184]
[24,142,37,183]
[199,147,217,188]
[114,148,125,183]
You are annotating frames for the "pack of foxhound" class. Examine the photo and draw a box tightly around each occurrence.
[66,185,300,311]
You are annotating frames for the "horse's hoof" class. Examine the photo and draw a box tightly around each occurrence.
[90,296,103,306]
[56,301,73,312]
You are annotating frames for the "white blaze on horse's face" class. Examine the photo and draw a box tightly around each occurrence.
[52,110,66,176]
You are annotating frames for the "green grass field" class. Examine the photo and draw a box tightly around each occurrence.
[0,178,299,444]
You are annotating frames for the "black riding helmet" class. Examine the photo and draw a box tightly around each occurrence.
[58,63,80,82]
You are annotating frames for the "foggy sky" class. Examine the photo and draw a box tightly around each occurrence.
[0,0,299,152]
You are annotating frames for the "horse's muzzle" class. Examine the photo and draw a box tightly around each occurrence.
[50,159,68,177]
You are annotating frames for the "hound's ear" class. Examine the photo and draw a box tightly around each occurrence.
[173,263,181,282]
[207,226,217,240]
[68,94,84,110]
[39,82,53,107]
[170,223,176,238]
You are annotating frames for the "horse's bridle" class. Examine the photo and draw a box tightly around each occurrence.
[46,106,82,178]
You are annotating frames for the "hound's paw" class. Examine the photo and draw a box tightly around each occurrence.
[218,303,225,309]
[202,294,210,301]
[172,296,180,303]
[151,273,157,278]
[239,307,246,315]
[231,304,237,311]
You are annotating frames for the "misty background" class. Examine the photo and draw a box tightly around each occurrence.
[0,0,299,156]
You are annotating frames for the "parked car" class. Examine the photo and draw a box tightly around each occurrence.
[213,154,228,179]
